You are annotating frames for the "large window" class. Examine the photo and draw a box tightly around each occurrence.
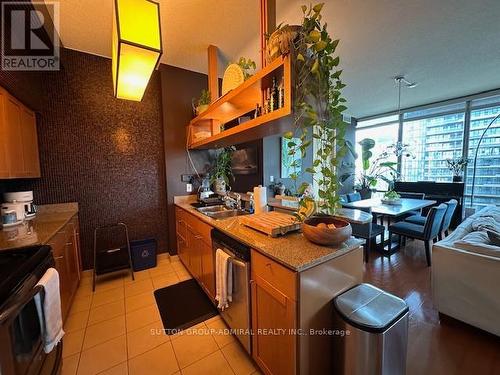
[355,115,399,191]
[401,104,465,182]
[355,92,500,210]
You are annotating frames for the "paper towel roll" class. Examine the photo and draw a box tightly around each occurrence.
[253,185,267,214]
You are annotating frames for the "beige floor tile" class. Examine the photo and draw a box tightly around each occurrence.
[149,263,176,278]
[70,294,92,314]
[206,317,236,348]
[124,269,150,283]
[204,315,221,325]
[128,342,179,375]
[127,320,169,359]
[88,300,125,326]
[63,329,85,358]
[75,282,93,298]
[83,316,126,349]
[126,304,161,332]
[152,273,179,290]
[77,335,127,375]
[157,253,170,261]
[98,361,128,375]
[181,350,234,375]
[81,270,93,279]
[222,342,257,375]
[61,353,79,375]
[170,322,207,341]
[91,287,124,308]
[171,328,219,368]
[64,310,89,333]
[94,276,125,293]
[125,291,155,312]
[172,262,187,273]
[176,272,192,282]
[124,279,154,298]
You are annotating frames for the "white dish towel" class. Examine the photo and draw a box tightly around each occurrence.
[215,248,233,311]
[34,267,65,353]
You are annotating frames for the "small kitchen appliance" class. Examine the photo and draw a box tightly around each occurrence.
[197,175,214,201]
[2,191,37,224]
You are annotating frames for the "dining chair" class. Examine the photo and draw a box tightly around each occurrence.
[396,192,426,217]
[350,207,385,262]
[388,203,447,266]
[339,194,348,205]
[347,192,361,202]
[405,199,458,240]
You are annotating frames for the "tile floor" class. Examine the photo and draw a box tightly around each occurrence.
[61,254,261,375]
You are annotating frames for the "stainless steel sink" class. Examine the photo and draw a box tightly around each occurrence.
[196,205,250,220]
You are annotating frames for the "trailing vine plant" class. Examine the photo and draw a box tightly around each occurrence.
[281,3,351,219]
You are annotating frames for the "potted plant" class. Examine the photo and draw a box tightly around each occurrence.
[381,190,401,205]
[193,89,211,116]
[278,3,354,246]
[237,57,257,80]
[210,147,235,195]
[446,157,468,182]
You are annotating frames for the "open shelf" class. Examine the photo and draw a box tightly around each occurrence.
[187,55,293,149]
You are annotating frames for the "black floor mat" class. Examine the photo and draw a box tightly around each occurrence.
[154,279,218,334]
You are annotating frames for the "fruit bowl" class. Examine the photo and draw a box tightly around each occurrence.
[302,216,352,246]
[381,198,401,205]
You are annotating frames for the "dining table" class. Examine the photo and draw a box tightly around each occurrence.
[342,197,437,253]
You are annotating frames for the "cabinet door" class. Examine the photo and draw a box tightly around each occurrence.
[251,275,297,375]
[176,217,189,267]
[4,96,24,177]
[50,232,70,320]
[0,90,10,178]
[187,225,202,280]
[201,241,215,300]
[64,222,80,301]
[19,107,40,177]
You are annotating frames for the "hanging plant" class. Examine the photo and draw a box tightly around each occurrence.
[280,3,353,220]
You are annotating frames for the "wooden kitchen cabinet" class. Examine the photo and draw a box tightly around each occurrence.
[251,250,297,375]
[175,207,215,300]
[48,215,81,321]
[0,86,41,179]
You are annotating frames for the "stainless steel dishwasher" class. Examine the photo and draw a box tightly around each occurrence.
[211,229,251,353]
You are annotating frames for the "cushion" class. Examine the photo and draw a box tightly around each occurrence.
[487,229,500,246]
[405,215,426,226]
[454,231,500,258]
[389,221,425,239]
[471,216,500,233]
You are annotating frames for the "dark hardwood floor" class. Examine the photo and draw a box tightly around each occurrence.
[363,240,500,375]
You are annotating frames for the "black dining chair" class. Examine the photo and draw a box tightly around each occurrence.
[396,192,425,217]
[405,199,458,240]
[347,192,361,202]
[388,203,447,266]
[350,207,385,262]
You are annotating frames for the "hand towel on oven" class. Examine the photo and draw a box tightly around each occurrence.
[34,267,65,353]
[215,248,233,310]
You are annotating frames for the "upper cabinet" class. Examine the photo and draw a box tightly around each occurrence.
[187,56,293,150]
[0,87,41,179]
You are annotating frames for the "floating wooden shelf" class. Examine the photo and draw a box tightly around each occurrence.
[187,56,293,149]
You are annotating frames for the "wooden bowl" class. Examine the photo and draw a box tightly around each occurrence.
[302,216,352,246]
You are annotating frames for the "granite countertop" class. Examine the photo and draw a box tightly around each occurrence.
[174,196,362,272]
[0,203,78,251]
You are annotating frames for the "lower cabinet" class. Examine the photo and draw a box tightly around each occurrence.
[175,207,215,300]
[251,250,297,375]
[48,215,81,321]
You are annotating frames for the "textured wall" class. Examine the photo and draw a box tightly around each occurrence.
[0,48,168,269]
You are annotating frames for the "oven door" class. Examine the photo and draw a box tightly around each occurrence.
[0,281,45,375]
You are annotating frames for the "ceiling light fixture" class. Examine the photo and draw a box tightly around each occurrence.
[112,0,162,101]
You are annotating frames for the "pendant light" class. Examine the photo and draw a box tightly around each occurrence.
[112,0,162,101]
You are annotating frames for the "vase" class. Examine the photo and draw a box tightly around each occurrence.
[213,178,226,195]
[357,187,372,199]
[196,104,209,115]
[452,175,463,182]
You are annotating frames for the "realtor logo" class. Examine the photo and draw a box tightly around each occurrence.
[1,1,60,71]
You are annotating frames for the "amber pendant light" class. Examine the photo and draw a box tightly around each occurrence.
[112,0,162,101]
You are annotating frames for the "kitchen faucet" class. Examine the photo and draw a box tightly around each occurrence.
[223,192,242,210]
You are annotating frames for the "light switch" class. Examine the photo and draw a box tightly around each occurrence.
[186,183,192,193]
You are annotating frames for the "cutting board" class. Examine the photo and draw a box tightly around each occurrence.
[240,211,301,237]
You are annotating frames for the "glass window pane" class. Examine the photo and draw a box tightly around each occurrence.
[401,113,465,182]
[465,105,500,210]
[403,102,465,120]
[357,115,399,128]
[355,123,399,191]
[471,94,500,109]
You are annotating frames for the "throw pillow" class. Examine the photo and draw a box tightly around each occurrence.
[487,229,500,246]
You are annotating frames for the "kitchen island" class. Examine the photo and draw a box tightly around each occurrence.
[174,195,366,375]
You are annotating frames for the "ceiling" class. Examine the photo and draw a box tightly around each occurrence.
[46,0,500,118]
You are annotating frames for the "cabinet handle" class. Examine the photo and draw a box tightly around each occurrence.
[194,234,203,240]
[66,242,72,246]
[54,255,64,260]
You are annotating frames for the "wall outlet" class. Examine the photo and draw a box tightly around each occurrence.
[270,175,274,183]
[186,183,192,193]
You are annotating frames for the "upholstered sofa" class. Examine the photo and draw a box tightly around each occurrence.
[432,205,500,336]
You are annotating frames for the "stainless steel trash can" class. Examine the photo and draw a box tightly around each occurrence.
[332,283,409,375]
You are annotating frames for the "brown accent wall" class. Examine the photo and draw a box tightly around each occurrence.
[0,48,168,269]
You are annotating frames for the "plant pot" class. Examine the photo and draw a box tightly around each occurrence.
[196,104,209,115]
[357,187,373,199]
[302,216,352,246]
[213,178,227,195]
[452,175,463,182]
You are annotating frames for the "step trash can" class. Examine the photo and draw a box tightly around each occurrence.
[130,238,157,271]
[332,283,409,375]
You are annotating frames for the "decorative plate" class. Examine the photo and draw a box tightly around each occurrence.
[222,64,244,95]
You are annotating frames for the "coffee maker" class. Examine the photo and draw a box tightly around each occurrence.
[1,191,37,226]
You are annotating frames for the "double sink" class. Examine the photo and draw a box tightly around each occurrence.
[191,203,250,220]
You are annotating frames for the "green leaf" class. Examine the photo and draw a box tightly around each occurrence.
[314,40,327,52]
[309,30,321,42]
[283,131,294,139]
[297,53,305,62]
[313,3,324,13]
